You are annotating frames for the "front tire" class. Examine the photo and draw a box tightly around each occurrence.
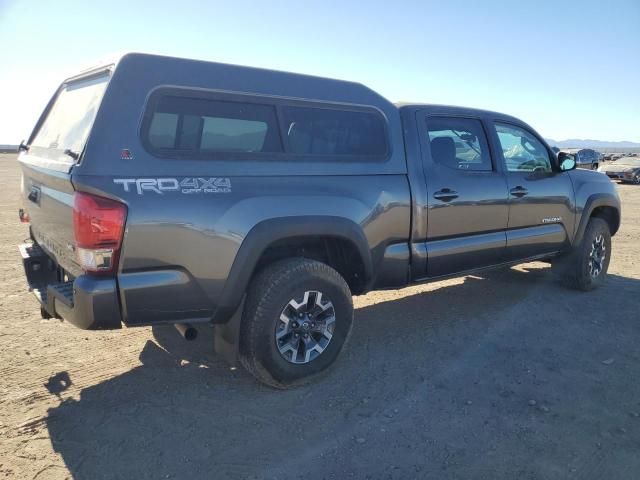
[562,218,611,291]
[239,258,353,388]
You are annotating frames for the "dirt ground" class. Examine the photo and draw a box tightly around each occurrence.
[0,154,639,480]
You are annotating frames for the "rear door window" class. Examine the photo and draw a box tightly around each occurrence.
[146,96,283,154]
[426,117,492,171]
[30,73,110,163]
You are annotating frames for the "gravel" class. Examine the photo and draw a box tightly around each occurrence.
[1,156,639,479]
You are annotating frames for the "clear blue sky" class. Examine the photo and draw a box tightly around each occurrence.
[0,0,638,144]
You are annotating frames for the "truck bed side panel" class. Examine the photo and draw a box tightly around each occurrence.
[72,174,411,325]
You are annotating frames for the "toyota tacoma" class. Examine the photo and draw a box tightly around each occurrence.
[17,53,621,388]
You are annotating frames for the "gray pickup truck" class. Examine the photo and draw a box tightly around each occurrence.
[18,53,620,388]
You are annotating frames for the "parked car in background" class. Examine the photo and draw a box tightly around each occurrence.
[560,148,601,170]
[598,157,640,184]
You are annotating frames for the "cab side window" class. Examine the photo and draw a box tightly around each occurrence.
[495,123,552,173]
[426,117,492,171]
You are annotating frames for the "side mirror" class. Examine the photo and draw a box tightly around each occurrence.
[558,152,576,171]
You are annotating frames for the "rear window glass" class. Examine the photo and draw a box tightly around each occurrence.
[281,106,388,157]
[31,73,110,162]
[146,96,282,153]
[427,117,492,171]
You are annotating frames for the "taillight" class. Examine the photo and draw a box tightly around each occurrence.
[18,208,30,223]
[73,192,127,274]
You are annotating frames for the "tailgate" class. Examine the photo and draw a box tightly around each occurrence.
[19,71,111,276]
[20,158,81,276]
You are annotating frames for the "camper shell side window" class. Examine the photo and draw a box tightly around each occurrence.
[141,88,390,162]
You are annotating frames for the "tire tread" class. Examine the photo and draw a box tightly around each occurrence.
[239,257,352,388]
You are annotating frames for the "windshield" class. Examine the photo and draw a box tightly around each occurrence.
[618,158,640,167]
[30,72,110,163]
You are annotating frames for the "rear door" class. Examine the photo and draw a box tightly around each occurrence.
[490,122,575,261]
[19,71,111,276]
[419,113,510,277]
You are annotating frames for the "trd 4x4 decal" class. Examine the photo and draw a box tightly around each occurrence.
[113,178,231,195]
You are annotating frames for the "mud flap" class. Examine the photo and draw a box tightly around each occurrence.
[213,297,245,367]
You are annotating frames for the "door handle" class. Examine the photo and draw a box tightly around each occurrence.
[433,188,459,202]
[510,186,528,198]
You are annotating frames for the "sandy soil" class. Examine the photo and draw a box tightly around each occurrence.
[0,154,639,479]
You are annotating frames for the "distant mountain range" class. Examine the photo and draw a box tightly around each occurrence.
[545,139,640,149]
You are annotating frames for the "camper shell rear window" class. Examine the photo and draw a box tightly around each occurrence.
[141,88,390,161]
[30,72,110,164]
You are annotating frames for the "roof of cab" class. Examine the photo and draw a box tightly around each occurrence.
[396,102,524,124]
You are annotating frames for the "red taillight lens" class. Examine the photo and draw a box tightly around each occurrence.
[18,208,30,223]
[73,192,127,273]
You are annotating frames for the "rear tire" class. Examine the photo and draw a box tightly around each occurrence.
[561,217,611,291]
[239,258,353,388]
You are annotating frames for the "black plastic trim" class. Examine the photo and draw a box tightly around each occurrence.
[573,193,621,245]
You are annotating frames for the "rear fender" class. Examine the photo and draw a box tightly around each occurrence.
[211,216,372,323]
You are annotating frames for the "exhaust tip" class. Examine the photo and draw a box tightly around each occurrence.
[174,323,198,341]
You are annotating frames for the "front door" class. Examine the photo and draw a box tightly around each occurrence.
[421,114,510,277]
[490,122,576,261]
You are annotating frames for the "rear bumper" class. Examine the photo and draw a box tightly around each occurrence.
[19,243,122,330]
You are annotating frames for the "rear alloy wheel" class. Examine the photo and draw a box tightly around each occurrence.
[276,291,336,364]
[240,258,353,388]
[562,217,611,291]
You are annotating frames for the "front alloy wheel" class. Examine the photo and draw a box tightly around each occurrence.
[588,234,606,278]
[562,217,611,291]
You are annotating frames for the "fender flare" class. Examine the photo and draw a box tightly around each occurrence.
[573,193,620,246]
[211,216,372,323]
